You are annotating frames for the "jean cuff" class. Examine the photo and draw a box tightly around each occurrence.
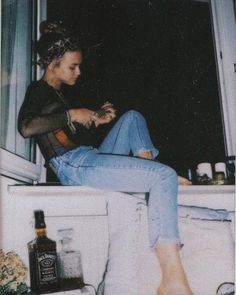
[150,237,182,249]
[134,147,159,160]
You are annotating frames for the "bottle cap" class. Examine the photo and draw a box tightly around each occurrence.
[34,210,46,229]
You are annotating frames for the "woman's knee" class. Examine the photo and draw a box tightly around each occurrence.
[122,110,144,121]
[159,164,178,184]
[167,167,178,185]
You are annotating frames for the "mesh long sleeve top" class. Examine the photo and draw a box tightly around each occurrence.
[18,79,74,162]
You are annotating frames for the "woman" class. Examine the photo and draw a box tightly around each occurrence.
[18,21,193,295]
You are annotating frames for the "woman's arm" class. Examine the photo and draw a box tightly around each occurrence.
[18,84,68,138]
[18,83,97,138]
[19,111,68,138]
[19,106,96,138]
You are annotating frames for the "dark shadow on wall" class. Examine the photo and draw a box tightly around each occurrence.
[47,0,226,177]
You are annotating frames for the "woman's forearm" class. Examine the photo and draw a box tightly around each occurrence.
[19,111,68,138]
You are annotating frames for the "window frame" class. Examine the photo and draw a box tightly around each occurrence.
[194,0,236,157]
[0,0,47,183]
[210,0,236,157]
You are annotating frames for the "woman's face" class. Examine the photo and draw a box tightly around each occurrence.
[53,51,82,86]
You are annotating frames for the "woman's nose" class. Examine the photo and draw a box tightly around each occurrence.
[76,67,81,76]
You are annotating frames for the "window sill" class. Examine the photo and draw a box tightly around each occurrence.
[0,148,41,182]
[178,184,235,211]
[178,184,235,195]
[8,184,235,213]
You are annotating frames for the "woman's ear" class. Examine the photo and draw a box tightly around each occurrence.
[48,59,60,70]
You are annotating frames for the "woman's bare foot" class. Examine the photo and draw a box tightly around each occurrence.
[156,244,194,295]
[157,281,194,295]
[178,176,192,185]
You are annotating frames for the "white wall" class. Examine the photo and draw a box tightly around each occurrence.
[0,176,26,249]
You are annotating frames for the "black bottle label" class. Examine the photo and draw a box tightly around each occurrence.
[36,251,58,284]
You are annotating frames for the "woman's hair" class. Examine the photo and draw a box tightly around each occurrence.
[36,21,81,69]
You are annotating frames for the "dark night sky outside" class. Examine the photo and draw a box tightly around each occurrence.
[48,0,225,176]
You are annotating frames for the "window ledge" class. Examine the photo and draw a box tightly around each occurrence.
[9,183,235,195]
[178,184,235,195]
[0,148,41,182]
[8,184,235,212]
[178,185,235,211]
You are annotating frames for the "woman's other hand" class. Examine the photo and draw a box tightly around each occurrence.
[178,176,192,185]
[93,102,116,127]
[68,108,95,129]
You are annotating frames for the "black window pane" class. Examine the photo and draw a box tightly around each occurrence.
[47,0,226,176]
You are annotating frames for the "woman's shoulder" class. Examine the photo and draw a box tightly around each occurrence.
[26,80,54,100]
[27,79,49,92]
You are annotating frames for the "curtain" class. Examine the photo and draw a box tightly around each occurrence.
[1,0,34,161]
[1,0,17,148]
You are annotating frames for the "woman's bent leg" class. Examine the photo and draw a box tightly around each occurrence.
[57,151,179,245]
[98,110,159,159]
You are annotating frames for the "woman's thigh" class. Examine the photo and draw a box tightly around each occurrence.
[61,151,174,192]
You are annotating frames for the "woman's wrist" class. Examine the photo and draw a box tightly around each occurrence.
[68,109,76,122]
[66,110,77,133]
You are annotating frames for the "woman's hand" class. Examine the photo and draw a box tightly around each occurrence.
[178,176,192,185]
[93,102,116,127]
[68,108,95,129]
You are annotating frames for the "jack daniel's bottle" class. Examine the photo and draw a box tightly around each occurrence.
[28,210,59,294]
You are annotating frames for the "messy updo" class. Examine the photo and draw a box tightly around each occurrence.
[36,21,81,69]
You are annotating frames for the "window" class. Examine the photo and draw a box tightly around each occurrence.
[48,0,236,176]
[0,0,46,181]
[1,0,36,161]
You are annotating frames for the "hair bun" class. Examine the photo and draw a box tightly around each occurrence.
[39,20,68,36]
[36,20,81,68]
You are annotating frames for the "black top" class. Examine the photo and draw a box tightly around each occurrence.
[18,80,72,162]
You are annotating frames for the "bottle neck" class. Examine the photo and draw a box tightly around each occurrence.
[35,228,47,237]
[63,243,72,252]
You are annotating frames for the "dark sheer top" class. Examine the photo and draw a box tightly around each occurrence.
[18,80,72,161]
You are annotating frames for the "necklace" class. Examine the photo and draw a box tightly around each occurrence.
[55,89,69,107]
[54,89,77,134]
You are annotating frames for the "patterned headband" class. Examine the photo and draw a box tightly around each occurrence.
[37,36,81,68]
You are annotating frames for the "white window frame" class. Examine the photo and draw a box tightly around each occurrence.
[195,0,236,156]
[210,0,236,157]
[0,0,47,183]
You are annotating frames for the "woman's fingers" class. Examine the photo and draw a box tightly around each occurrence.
[69,108,101,129]
[70,105,116,129]
[178,176,192,185]
[101,102,113,109]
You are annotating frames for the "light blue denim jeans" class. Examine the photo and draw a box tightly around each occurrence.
[50,110,180,248]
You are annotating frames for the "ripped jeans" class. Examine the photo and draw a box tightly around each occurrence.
[50,110,180,248]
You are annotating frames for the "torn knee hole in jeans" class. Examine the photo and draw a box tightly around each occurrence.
[136,149,153,159]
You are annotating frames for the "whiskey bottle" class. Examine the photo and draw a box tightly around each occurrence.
[28,210,59,294]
